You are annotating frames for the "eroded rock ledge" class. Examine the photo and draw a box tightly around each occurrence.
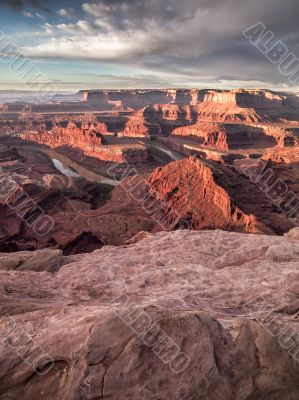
[1,229,299,399]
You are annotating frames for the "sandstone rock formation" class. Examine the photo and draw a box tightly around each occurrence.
[80,88,289,114]
[1,229,299,399]
[171,122,279,150]
[148,156,294,234]
[0,162,156,253]
[117,105,188,138]
[3,89,299,125]
[0,151,296,254]
[120,108,161,137]
[2,87,299,398]
[0,248,63,272]
[259,125,299,147]
[171,121,299,151]
[284,226,299,239]
[53,144,157,177]
[82,89,175,110]
[20,130,155,169]
[101,89,299,144]
[3,89,299,159]
[18,118,155,166]
[181,89,298,124]
[149,103,196,122]
[84,143,154,164]
[196,88,285,108]
[3,88,299,256]
[22,121,104,149]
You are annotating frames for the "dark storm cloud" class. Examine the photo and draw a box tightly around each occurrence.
[0,0,50,12]
[19,0,299,87]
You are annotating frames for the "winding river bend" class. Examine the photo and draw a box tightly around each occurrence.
[12,143,119,187]
[52,159,81,178]
[48,153,119,186]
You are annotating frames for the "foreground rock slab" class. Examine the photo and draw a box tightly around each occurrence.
[1,229,299,399]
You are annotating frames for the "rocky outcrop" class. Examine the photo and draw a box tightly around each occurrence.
[257,124,299,147]
[186,89,299,123]
[149,104,196,122]
[166,89,193,104]
[2,89,299,128]
[119,105,197,138]
[81,88,286,111]
[3,89,299,148]
[82,89,175,110]
[0,248,63,272]
[20,121,154,165]
[21,121,104,149]
[1,229,299,399]
[0,146,114,254]
[0,116,46,136]
[193,101,263,123]
[84,143,153,164]
[115,89,298,140]
[0,153,296,254]
[148,156,294,234]
[172,122,228,148]
[195,89,285,108]
[120,109,160,137]
[0,166,156,253]
[172,122,279,150]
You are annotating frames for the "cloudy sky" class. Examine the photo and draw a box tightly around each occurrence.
[0,0,298,91]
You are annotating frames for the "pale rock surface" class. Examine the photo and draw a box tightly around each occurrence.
[1,229,299,399]
[0,248,63,272]
[284,227,299,240]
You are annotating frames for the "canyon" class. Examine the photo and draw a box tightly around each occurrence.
[1,88,299,399]
[1,88,299,254]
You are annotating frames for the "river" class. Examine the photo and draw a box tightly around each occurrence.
[51,157,119,186]
[52,159,81,178]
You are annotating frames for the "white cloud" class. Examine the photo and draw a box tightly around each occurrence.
[42,23,54,36]
[57,8,77,18]
[23,11,33,18]
[22,35,137,60]
[35,13,45,19]
[17,0,299,87]
[82,2,112,17]
[58,8,68,16]
[56,20,97,35]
